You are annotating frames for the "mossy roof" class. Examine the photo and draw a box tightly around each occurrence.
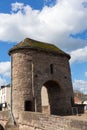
[9,38,70,59]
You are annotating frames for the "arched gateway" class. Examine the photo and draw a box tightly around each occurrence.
[41,80,62,115]
[9,38,73,118]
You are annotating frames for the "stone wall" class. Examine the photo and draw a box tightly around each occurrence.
[18,112,87,130]
[0,111,10,128]
[32,51,73,114]
[11,49,33,118]
[0,111,87,130]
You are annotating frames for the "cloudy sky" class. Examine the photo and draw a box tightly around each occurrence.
[0,0,87,93]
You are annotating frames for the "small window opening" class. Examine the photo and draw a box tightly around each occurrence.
[24,101,32,111]
[50,64,53,74]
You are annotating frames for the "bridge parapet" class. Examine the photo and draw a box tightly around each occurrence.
[0,111,10,129]
[1,111,87,130]
[18,111,87,130]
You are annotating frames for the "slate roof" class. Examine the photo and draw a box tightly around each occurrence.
[9,38,70,59]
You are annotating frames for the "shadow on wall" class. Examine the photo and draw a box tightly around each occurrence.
[0,124,4,130]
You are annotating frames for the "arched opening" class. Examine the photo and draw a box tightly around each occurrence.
[41,86,50,114]
[41,80,62,115]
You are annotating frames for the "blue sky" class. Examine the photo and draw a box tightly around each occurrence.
[0,0,87,94]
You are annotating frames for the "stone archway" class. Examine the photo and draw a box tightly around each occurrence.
[41,80,62,115]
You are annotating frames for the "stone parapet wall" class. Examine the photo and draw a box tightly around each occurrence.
[0,111,87,130]
[18,112,87,130]
[0,111,10,128]
[0,111,10,120]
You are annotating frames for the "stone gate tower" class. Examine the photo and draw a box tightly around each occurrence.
[9,38,74,118]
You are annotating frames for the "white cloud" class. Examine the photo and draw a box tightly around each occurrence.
[11,2,24,12]
[85,72,87,77]
[0,0,87,51]
[0,61,11,78]
[73,79,87,94]
[0,77,7,86]
[70,46,87,63]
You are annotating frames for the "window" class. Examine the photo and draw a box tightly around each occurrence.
[50,64,53,74]
[24,101,32,111]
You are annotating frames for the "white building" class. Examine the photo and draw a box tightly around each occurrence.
[0,84,10,111]
[83,100,87,111]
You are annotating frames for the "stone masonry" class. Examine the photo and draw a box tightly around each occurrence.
[8,38,74,119]
[1,111,87,130]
